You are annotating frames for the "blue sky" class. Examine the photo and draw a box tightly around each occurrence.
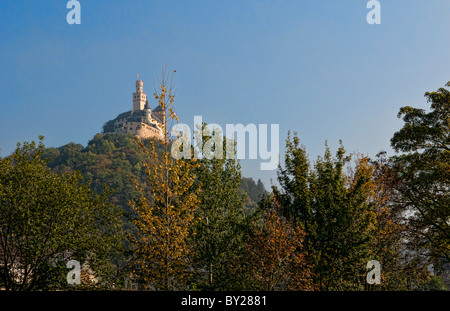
[1,0,449,188]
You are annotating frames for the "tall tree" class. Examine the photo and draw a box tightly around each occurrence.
[363,152,436,290]
[255,179,268,202]
[276,133,376,290]
[390,81,450,273]
[246,194,315,290]
[0,137,123,291]
[191,123,247,290]
[130,71,200,290]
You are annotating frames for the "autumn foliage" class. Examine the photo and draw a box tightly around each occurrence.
[247,196,315,290]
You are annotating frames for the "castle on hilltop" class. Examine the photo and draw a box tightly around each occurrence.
[102,79,165,140]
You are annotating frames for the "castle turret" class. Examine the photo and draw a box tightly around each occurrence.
[133,79,147,111]
[144,100,151,121]
[152,104,166,125]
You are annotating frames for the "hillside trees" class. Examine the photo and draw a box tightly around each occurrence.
[42,134,259,232]
[240,177,268,209]
[43,133,158,217]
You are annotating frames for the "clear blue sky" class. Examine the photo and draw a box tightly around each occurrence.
[1,0,449,188]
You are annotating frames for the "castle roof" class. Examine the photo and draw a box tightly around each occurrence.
[115,109,145,120]
[112,110,160,129]
[153,105,163,112]
[115,111,132,120]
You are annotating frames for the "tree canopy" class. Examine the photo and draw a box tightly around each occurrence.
[391,81,450,273]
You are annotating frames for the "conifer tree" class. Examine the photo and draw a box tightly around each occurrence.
[276,133,375,290]
[191,123,247,290]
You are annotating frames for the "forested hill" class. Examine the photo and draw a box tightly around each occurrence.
[42,133,266,214]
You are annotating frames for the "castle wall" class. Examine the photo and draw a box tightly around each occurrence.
[112,120,164,140]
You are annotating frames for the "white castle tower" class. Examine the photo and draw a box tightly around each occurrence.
[133,79,147,111]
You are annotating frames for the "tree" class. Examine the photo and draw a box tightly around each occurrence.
[130,71,200,290]
[240,177,268,204]
[246,194,315,290]
[390,81,449,273]
[191,123,247,290]
[0,137,123,291]
[239,177,268,212]
[355,152,432,290]
[363,152,411,290]
[255,179,267,202]
[276,133,376,290]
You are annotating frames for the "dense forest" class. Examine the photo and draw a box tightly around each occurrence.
[41,133,266,228]
[0,81,448,291]
[38,133,268,290]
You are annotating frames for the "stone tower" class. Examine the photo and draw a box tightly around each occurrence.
[133,80,147,111]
